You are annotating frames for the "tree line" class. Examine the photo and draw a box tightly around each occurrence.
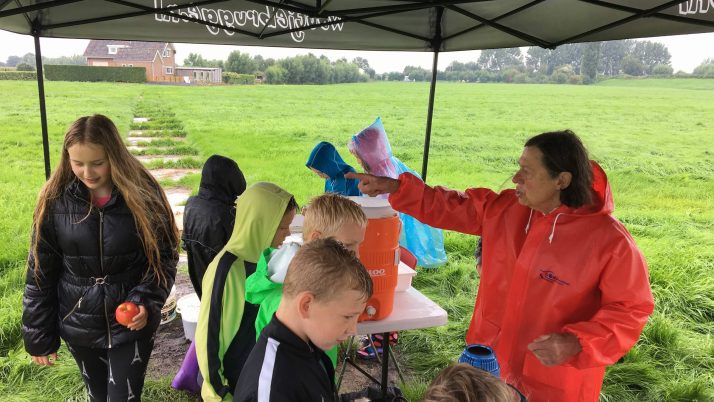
[4,39,713,84]
[184,51,369,84]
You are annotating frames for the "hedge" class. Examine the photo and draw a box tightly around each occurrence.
[0,71,36,80]
[222,72,255,85]
[44,65,146,83]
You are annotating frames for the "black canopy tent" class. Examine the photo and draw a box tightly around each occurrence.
[1,0,713,181]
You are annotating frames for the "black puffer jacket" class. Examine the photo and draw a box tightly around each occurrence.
[22,180,178,355]
[182,155,246,298]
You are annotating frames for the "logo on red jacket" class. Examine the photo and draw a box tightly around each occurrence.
[539,270,569,286]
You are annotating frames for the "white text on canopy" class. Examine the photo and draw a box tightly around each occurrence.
[153,0,345,42]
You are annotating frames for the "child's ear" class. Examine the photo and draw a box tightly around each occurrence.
[297,292,315,319]
[307,231,322,242]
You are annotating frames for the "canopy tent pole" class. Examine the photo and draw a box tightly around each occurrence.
[32,22,51,179]
[421,7,444,183]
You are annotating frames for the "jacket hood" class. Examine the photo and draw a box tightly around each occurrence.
[348,117,397,177]
[198,154,246,204]
[222,182,293,263]
[587,160,613,215]
[245,247,282,305]
[524,161,614,244]
[305,142,354,179]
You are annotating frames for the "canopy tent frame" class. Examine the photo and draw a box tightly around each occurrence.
[1,0,713,180]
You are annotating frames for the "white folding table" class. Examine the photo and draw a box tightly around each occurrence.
[338,286,448,400]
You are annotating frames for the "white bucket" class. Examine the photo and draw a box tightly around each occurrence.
[176,292,200,342]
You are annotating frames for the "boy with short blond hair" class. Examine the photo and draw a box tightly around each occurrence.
[234,239,373,402]
[301,193,367,250]
[245,193,367,367]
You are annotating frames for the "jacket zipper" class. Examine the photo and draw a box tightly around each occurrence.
[99,209,113,348]
[62,296,83,321]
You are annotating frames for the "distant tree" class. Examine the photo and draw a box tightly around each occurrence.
[279,57,305,84]
[599,40,632,76]
[297,54,330,84]
[225,51,257,74]
[6,55,22,67]
[21,53,36,67]
[622,55,645,76]
[526,46,555,75]
[42,55,85,65]
[633,41,671,74]
[265,65,287,83]
[551,44,583,74]
[332,59,363,83]
[478,48,523,72]
[445,61,465,72]
[651,64,673,76]
[403,65,430,81]
[253,55,275,72]
[16,63,35,71]
[386,71,404,81]
[693,58,714,77]
[581,42,601,80]
[183,53,208,67]
[351,57,370,72]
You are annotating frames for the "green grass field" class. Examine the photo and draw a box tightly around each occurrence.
[0,79,712,401]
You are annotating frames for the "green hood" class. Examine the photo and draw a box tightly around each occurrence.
[246,248,282,306]
[224,182,293,263]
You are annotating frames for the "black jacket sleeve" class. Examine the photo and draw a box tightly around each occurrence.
[22,212,63,356]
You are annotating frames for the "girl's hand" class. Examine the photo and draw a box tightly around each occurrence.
[127,305,148,331]
[31,352,58,366]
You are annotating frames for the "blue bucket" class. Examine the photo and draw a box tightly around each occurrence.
[458,344,500,378]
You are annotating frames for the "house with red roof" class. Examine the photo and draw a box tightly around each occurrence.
[84,40,177,82]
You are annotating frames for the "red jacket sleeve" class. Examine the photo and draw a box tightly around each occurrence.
[388,172,498,236]
[562,234,654,369]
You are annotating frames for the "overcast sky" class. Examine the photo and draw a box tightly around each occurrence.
[1,29,713,73]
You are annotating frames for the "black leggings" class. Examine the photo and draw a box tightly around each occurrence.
[67,337,154,401]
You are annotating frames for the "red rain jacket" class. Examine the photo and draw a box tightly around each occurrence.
[389,162,654,402]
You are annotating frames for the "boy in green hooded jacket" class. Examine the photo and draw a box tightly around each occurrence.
[245,193,367,367]
[195,182,297,402]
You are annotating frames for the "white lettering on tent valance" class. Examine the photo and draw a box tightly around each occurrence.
[679,0,714,14]
[153,0,344,42]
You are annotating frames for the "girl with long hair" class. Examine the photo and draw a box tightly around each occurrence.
[23,114,179,401]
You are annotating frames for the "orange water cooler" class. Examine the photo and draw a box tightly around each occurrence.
[349,197,401,322]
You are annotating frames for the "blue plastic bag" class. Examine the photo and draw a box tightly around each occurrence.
[348,117,447,268]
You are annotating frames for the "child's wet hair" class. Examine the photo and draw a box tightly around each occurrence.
[283,238,372,302]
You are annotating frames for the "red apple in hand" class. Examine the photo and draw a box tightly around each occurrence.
[115,302,140,326]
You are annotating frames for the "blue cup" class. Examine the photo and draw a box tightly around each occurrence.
[458,344,500,378]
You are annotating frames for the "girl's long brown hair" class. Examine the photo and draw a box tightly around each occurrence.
[31,115,179,286]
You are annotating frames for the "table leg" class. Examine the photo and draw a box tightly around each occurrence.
[336,335,355,393]
[380,331,390,399]
[389,346,405,384]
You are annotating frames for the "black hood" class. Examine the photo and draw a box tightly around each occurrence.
[198,155,246,204]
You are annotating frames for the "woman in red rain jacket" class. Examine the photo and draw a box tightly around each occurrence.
[346,130,654,402]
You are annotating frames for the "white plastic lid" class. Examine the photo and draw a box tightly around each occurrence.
[347,196,396,219]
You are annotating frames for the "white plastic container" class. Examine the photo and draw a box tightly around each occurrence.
[347,196,397,219]
[176,292,200,342]
[289,214,304,234]
[396,261,417,292]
